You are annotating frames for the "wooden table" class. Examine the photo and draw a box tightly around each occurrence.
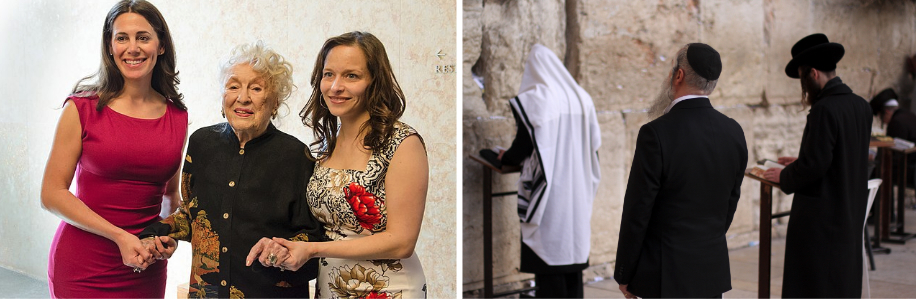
[469,155,531,298]
[743,171,780,299]
[884,146,916,244]
[873,139,896,252]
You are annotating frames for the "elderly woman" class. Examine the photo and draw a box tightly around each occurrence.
[139,42,322,298]
[248,31,429,299]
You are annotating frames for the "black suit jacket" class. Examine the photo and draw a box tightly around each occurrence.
[614,97,748,297]
[779,77,871,297]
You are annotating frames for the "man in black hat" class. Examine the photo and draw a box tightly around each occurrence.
[763,33,872,297]
[614,43,747,298]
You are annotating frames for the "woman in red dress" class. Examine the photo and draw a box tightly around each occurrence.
[40,0,187,297]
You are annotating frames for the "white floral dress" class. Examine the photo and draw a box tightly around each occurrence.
[308,122,427,299]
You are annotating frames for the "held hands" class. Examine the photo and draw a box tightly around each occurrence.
[245,237,315,271]
[115,234,154,271]
[246,237,291,270]
[272,238,315,271]
[140,236,178,260]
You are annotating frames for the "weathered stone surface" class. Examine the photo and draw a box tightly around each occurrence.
[463,0,488,119]
[478,0,567,116]
[462,117,522,284]
[702,0,766,107]
[577,0,702,112]
[589,111,627,264]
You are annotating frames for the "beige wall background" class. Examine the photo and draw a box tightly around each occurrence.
[0,1,456,298]
[463,0,916,293]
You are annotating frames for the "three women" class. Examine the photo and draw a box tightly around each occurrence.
[41,1,429,296]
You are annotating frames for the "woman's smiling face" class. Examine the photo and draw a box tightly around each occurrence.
[109,12,162,82]
[320,45,372,121]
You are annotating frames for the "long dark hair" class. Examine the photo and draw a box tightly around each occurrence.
[799,65,820,108]
[71,0,185,111]
[300,31,405,160]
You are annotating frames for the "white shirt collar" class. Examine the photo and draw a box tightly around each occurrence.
[663,95,708,115]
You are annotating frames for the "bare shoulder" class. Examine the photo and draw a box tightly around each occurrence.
[391,135,428,167]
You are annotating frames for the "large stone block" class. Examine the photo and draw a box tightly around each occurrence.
[462,117,525,284]
[622,110,651,180]
[870,1,916,99]
[478,0,567,116]
[577,0,702,112]
[701,0,766,106]
[589,111,627,264]
[464,0,486,119]
[763,0,814,105]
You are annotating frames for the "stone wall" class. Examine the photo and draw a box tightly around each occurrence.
[463,0,916,292]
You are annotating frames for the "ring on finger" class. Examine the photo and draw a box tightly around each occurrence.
[268,253,277,265]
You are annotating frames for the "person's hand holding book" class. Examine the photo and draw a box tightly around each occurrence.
[778,156,797,166]
[764,167,781,183]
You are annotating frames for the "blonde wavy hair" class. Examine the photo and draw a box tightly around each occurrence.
[219,41,295,115]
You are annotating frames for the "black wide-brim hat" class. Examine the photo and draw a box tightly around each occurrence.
[785,33,845,78]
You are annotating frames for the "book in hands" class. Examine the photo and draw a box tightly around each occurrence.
[749,159,784,179]
[892,137,915,151]
[479,146,506,168]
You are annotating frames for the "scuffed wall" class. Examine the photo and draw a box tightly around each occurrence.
[463,0,916,293]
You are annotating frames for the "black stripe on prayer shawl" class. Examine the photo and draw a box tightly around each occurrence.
[512,96,548,223]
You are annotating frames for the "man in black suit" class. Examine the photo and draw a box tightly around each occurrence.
[614,43,748,298]
[764,33,872,297]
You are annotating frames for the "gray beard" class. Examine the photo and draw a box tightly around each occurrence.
[647,75,675,120]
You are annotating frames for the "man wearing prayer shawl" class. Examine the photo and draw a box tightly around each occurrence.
[763,33,872,297]
[498,44,601,298]
[614,43,747,298]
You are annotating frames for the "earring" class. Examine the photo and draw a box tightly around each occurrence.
[221,110,225,118]
[272,109,278,120]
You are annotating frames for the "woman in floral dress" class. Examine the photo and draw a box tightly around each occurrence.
[249,31,428,298]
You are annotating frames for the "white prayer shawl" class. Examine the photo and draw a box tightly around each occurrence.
[509,44,602,266]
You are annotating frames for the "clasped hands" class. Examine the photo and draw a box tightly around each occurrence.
[763,156,797,183]
[120,235,313,272]
[245,237,314,271]
[118,234,177,272]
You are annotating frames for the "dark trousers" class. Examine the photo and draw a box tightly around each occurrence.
[534,271,583,298]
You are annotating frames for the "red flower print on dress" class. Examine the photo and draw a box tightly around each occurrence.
[365,291,390,299]
[344,182,383,230]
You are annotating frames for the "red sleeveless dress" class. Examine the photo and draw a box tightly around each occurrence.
[48,94,187,298]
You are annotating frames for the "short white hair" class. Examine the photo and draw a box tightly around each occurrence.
[675,45,717,95]
[219,41,295,106]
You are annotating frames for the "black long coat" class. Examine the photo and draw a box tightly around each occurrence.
[615,98,748,297]
[779,77,872,297]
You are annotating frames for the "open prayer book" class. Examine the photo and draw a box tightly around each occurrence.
[749,159,785,179]
[893,137,915,151]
